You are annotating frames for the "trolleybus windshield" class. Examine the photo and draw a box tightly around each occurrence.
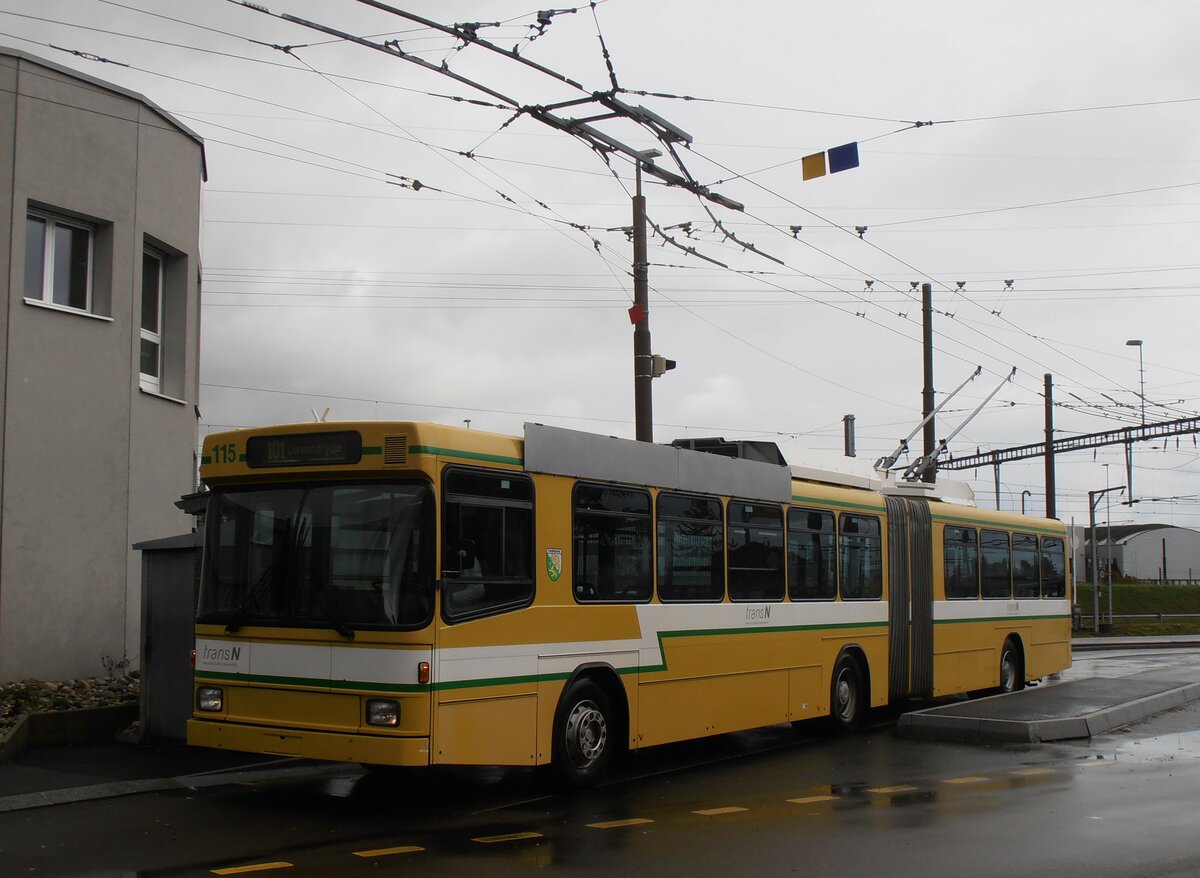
[198,481,434,632]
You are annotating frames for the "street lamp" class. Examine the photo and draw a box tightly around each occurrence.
[1021,489,1031,515]
[1126,339,1145,425]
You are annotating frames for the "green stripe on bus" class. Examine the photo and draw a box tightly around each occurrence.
[362,446,383,455]
[637,621,888,674]
[197,613,1065,696]
[791,493,884,513]
[409,445,524,466]
[929,509,1064,536]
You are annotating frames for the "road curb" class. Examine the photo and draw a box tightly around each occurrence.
[0,759,353,813]
[897,679,1200,744]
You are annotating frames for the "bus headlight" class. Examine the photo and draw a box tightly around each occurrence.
[366,699,400,727]
[197,687,224,712]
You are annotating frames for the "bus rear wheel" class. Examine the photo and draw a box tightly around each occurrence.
[999,639,1024,694]
[829,654,864,735]
[553,679,613,787]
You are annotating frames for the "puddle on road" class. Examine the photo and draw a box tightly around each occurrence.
[1114,729,1200,762]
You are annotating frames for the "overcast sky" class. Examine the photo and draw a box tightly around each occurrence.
[7,1,1200,535]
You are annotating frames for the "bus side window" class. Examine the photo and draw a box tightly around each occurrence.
[572,483,652,603]
[944,526,979,599]
[1041,536,1066,598]
[788,508,836,601]
[838,513,882,600]
[728,500,784,602]
[441,468,534,620]
[1013,533,1040,598]
[657,493,724,603]
[981,529,1012,599]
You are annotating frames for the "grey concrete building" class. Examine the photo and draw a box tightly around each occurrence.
[1076,523,1200,584]
[0,47,204,682]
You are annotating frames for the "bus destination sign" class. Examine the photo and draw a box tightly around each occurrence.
[245,431,363,468]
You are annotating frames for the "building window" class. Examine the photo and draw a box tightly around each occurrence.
[140,248,164,392]
[24,211,93,311]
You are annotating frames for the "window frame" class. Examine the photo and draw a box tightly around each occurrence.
[943,525,980,600]
[980,529,1013,599]
[787,506,838,602]
[838,512,883,601]
[440,466,535,622]
[726,499,785,602]
[24,208,94,313]
[656,491,725,604]
[1012,532,1041,599]
[1040,536,1067,598]
[140,246,165,392]
[197,479,436,633]
[571,482,653,604]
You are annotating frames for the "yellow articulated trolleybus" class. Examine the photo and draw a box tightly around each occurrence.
[189,421,1072,785]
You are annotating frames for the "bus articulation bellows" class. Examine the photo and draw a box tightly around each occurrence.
[188,421,1071,784]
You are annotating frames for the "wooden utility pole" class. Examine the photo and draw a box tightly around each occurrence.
[921,282,936,483]
[633,159,653,442]
[1044,373,1056,518]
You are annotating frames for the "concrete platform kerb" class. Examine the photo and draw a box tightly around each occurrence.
[897,674,1200,744]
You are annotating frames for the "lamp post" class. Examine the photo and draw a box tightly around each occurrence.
[1125,339,1145,425]
[1021,489,1031,515]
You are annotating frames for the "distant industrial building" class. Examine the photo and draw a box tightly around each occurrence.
[0,46,204,681]
[1075,524,1200,584]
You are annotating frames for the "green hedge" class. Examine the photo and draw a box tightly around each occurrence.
[1075,583,1200,635]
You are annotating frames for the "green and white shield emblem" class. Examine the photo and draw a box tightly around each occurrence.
[545,548,563,582]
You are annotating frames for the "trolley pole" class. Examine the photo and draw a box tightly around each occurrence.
[921,282,936,483]
[633,159,653,442]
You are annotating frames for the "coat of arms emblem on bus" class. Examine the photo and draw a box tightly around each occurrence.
[545,548,563,582]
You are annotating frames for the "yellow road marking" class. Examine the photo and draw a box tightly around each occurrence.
[1012,767,1056,776]
[588,818,654,829]
[211,864,293,876]
[472,831,544,844]
[693,806,749,816]
[787,795,839,805]
[867,785,918,794]
[944,776,989,785]
[353,845,424,858]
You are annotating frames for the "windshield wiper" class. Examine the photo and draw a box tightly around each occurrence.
[224,559,276,634]
[291,519,355,641]
[224,489,308,634]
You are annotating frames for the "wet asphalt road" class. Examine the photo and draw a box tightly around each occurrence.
[2,649,1199,878]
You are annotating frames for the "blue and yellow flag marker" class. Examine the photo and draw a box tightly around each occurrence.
[802,141,860,180]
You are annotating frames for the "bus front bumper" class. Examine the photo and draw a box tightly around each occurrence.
[187,718,431,766]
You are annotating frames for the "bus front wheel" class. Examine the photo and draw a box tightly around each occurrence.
[553,679,613,787]
[829,654,864,735]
